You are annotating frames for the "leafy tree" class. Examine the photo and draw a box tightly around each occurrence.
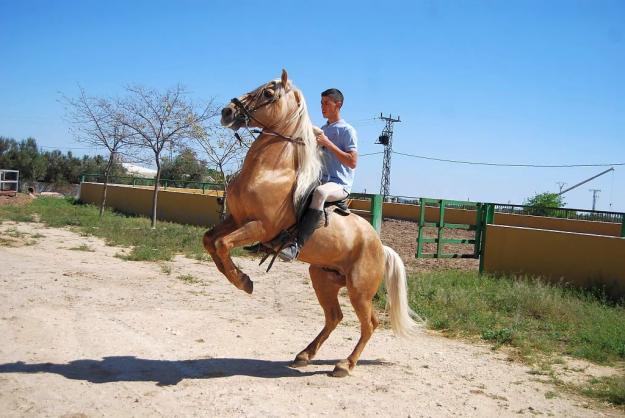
[0,137,47,184]
[523,192,565,216]
[62,87,133,217]
[160,147,210,185]
[117,84,218,228]
[195,126,251,218]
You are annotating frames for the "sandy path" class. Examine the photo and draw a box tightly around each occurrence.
[0,222,619,417]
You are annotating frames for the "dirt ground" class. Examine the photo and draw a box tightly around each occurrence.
[0,221,621,417]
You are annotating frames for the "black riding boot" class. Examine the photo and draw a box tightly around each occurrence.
[279,208,324,261]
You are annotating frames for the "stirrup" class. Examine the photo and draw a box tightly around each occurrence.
[278,243,300,262]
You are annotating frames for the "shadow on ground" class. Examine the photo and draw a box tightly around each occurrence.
[0,356,392,386]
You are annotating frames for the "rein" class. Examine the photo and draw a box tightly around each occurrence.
[230,93,304,145]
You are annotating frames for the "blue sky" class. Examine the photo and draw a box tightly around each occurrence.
[1,0,624,211]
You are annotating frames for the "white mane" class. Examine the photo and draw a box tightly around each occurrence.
[281,84,322,207]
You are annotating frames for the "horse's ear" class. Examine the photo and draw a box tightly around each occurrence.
[293,89,301,105]
[281,69,289,87]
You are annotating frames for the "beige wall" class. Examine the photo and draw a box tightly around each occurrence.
[494,212,620,236]
[80,183,622,238]
[80,183,223,227]
[483,225,625,298]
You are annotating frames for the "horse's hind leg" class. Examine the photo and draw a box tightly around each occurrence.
[332,279,380,378]
[292,266,345,367]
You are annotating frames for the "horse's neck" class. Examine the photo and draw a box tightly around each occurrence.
[244,135,297,173]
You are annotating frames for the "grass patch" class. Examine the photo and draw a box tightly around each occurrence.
[375,270,625,407]
[69,244,95,252]
[377,270,625,365]
[0,196,254,262]
[177,274,201,284]
[0,197,213,262]
[160,263,172,275]
[580,375,625,405]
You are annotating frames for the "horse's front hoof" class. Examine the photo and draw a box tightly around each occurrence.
[330,361,350,378]
[240,275,253,294]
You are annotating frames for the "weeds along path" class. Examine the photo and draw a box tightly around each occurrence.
[0,222,619,417]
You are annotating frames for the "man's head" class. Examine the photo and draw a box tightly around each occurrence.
[321,88,343,121]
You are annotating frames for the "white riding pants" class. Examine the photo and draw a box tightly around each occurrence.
[310,182,349,211]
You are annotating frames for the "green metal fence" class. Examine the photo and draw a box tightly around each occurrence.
[416,198,494,269]
[80,174,224,194]
[492,203,624,224]
[349,193,382,234]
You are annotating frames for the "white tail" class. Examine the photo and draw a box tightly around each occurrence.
[383,245,423,338]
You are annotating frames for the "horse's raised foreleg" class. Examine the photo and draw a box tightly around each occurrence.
[203,215,237,276]
[292,266,346,368]
[213,220,267,294]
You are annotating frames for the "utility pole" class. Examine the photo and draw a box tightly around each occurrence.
[589,189,601,211]
[376,113,400,199]
[558,167,614,196]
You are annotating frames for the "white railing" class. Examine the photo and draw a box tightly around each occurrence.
[0,170,19,194]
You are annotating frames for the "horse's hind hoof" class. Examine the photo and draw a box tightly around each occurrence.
[330,363,350,378]
[290,359,309,368]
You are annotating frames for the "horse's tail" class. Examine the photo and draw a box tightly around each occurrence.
[382,245,423,338]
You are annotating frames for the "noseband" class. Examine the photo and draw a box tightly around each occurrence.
[229,89,303,144]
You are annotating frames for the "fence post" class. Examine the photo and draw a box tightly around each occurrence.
[473,203,484,258]
[621,215,625,238]
[479,204,495,274]
[417,198,426,258]
[437,200,445,258]
[370,194,382,234]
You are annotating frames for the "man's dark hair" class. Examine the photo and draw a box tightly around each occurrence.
[321,88,344,106]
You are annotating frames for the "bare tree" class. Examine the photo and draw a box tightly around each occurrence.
[195,125,252,219]
[62,87,132,218]
[117,84,218,228]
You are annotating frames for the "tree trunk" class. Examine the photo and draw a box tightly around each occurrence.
[219,165,228,220]
[151,164,161,229]
[99,155,114,218]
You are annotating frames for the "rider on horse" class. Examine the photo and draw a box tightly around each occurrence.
[279,88,358,261]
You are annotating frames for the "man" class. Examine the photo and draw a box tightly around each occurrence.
[279,88,358,261]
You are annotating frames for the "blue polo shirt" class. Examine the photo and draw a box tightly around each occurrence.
[320,119,357,192]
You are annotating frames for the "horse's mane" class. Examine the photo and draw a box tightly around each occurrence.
[280,83,322,209]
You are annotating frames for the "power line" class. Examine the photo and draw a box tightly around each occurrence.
[392,151,625,168]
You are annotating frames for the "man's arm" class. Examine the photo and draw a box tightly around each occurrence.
[316,133,358,169]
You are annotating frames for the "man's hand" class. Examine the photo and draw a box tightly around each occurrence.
[315,132,332,148]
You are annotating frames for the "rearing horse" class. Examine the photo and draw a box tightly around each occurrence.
[203,69,419,377]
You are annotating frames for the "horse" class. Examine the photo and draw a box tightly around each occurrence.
[203,69,420,377]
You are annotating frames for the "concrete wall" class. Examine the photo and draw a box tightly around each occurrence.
[494,212,620,236]
[80,182,622,239]
[483,225,625,298]
[80,183,223,227]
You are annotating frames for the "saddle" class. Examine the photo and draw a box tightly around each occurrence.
[245,187,351,272]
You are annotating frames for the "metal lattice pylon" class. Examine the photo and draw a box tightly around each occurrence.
[377,113,400,198]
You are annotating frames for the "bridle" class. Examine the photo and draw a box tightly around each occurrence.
[229,85,304,145]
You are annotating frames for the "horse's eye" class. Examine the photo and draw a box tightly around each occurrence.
[263,89,274,99]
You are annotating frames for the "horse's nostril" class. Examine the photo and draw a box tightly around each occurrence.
[221,107,233,118]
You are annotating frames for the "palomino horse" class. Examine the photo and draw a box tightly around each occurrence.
[203,70,419,377]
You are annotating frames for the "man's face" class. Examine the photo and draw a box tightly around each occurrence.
[321,96,341,119]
